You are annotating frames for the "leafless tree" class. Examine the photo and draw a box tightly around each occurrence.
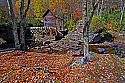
[7,0,31,50]
[82,0,100,56]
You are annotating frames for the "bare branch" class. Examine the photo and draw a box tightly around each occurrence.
[20,0,24,19]
[87,0,100,26]
[7,0,15,22]
[83,0,100,34]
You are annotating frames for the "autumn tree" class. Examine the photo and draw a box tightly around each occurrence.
[31,0,46,21]
[50,0,65,17]
[7,0,31,50]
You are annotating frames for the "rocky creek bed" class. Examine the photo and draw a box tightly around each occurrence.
[27,29,125,58]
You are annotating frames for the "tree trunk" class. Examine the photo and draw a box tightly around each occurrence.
[19,20,26,50]
[99,0,104,18]
[7,0,31,50]
[83,0,100,56]
[97,2,100,15]
[120,2,125,26]
[7,0,20,49]
[82,0,89,56]
[19,0,25,50]
[120,0,123,12]
[91,0,95,7]
[19,0,30,50]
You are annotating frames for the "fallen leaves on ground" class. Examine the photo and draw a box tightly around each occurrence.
[0,50,125,83]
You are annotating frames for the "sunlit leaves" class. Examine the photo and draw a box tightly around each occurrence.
[31,0,45,20]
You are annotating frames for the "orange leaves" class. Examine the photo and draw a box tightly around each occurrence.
[0,51,125,82]
[104,19,116,30]
[50,3,56,10]
[105,23,113,29]
[62,9,65,13]
[13,1,20,17]
[107,56,114,61]
[91,70,95,74]
[73,9,82,19]
[79,13,83,17]
[74,15,78,19]
[50,0,65,4]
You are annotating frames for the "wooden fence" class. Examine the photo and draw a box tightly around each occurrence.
[29,27,55,42]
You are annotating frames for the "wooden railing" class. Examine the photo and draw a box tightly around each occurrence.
[29,27,56,42]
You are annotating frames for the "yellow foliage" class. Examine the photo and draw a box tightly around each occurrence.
[50,0,65,4]
[110,4,118,9]
[62,9,65,13]
[31,0,45,20]
[0,13,2,18]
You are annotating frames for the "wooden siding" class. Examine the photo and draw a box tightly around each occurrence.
[43,9,64,30]
[43,12,56,27]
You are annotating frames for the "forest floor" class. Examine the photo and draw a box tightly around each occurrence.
[0,30,125,82]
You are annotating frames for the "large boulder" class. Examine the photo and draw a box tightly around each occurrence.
[59,30,68,36]
[89,33,102,44]
[89,28,114,44]
[110,44,125,58]
[55,32,63,40]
